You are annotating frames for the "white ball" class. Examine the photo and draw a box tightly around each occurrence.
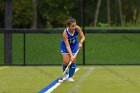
[58,79,63,83]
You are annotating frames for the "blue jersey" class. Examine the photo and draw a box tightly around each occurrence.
[60,28,78,54]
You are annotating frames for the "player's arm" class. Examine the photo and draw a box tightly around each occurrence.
[63,30,74,61]
[76,26,85,49]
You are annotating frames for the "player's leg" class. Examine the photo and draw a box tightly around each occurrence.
[68,45,78,82]
[60,46,70,75]
[69,57,77,77]
[68,55,77,82]
[62,54,70,80]
[62,54,77,82]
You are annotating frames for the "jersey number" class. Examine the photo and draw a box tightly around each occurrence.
[69,38,75,44]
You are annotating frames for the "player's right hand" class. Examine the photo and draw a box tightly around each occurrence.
[70,55,74,62]
[78,42,82,49]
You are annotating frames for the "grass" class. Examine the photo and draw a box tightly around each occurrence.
[0,34,4,64]
[85,23,140,30]
[12,33,83,65]
[0,33,140,65]
[86,33,140,64]
[0,66,140,93]
[26,24,140,30]
[12,34,24,64]
[25,34,62,65]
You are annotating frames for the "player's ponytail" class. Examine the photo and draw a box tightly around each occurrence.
[66,17,76,27]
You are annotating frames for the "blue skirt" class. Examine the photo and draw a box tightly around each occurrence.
[60,44,78,54]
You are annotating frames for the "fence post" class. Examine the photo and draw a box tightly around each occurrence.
[4,0,12,65]
[23,32,26,66]
[82,0,85,65]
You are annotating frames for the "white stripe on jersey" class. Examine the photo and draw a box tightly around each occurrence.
[66,28,75,36]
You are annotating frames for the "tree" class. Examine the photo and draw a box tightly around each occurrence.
[12,0,33,28]
[31,0,37,29]
[1,0,140,28]
[0,0,4,28]
[123,0,139,24]
[115,0,122,26]
[106,0,111,25]
[94,0,102,26]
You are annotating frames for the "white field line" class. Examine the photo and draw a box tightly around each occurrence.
[0,66,8,70]
[44,68,79,93]
[69,67,94,93]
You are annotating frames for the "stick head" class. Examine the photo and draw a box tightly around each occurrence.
[57,77,63,83]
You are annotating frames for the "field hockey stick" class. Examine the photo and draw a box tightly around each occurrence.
[58,49,79,82]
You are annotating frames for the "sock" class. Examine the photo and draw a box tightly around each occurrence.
[62,64,68,75]
[69,63,76,78]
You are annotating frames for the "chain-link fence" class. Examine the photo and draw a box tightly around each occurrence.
[0,29,140,65]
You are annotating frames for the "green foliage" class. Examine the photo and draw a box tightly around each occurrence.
[0,0,140,28]
[122,0,140,24]
[0,0,4,27]
[97,22,110,27]
[13,0,33,28]
[38,0,78,28]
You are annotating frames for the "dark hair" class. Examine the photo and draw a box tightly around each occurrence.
[66,17,76,26]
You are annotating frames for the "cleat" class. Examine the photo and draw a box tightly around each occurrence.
[68,77,75,82]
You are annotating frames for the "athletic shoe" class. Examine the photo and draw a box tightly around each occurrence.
[68,77,75,82]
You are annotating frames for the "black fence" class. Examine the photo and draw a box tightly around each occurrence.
[0,29,140,66]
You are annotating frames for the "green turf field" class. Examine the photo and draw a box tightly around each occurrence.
[0,66,139,93]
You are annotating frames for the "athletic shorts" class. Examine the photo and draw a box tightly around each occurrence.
[60,44,78,54]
